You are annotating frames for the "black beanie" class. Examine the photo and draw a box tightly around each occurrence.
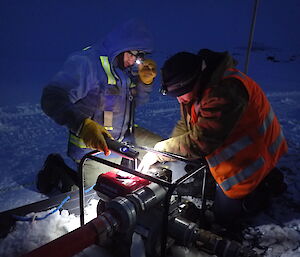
[161,52,202,97]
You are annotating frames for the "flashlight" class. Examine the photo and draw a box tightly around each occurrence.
[136,58,142,65]
[128,50,145,65]
[135,52,145,65]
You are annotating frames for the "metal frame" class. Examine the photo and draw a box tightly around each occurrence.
[78,150,209,257]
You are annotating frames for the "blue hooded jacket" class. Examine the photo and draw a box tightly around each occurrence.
[41,19,154,161]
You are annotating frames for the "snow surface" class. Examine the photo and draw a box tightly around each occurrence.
[0,1,300,257]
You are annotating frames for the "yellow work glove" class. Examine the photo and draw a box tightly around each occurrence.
[138,59,157,85]
[79,118,113,156]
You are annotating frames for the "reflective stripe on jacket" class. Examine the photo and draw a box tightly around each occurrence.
[206,68,288,199]
[41,19,153,163]
[67,55,131,161]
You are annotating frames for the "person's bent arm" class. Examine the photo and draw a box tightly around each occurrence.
[149,78,249,158]
[41,54,98,134]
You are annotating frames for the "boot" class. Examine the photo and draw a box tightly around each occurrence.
[36,154,77,194]
[263,167,287,197]
[242,187,271,215]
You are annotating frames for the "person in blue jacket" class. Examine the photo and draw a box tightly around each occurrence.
[38,19,160,193]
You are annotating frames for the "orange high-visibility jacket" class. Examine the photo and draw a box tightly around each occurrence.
[205,68,288,199]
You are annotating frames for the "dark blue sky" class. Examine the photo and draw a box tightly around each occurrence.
[0,0,299,105]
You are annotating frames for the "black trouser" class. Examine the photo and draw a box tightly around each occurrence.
[213,167,286,226]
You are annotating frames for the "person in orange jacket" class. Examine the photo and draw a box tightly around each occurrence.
[139,49,288,226]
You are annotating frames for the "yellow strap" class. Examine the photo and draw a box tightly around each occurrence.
[99,56,117,85]
[104,126,114,131]
[82,46,92,51]
[130,82,136,88]
[69,134,87,148]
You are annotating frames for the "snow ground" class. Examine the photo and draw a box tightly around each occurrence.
[0,47,299,257]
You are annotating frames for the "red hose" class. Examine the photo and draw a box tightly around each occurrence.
[21,217,106,257]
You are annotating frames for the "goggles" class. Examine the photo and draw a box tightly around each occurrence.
[128,50,146,64]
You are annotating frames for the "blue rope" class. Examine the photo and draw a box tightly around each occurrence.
[12,185,96,222]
